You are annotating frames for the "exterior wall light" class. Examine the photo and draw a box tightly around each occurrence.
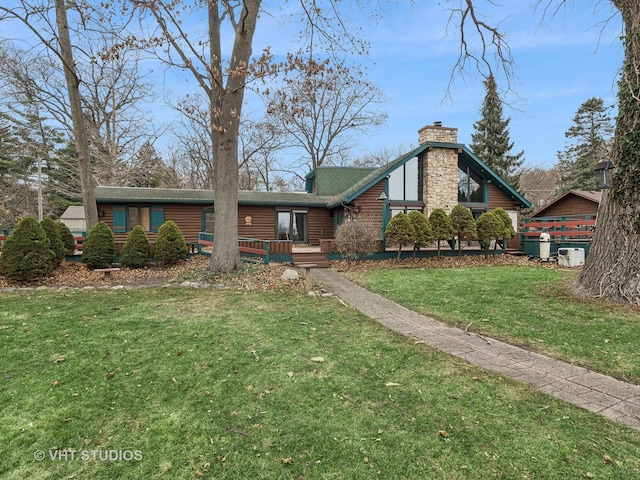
[594,161,615,189]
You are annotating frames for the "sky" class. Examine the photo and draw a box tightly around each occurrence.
[297,1,624,169]
[0,1,625,171]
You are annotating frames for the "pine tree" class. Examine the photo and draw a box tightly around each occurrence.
[471,74,524,189]
[407,210,434,257]
[557,97,614,193]
[384,213,415,259]
[476,211,503,259]
[449,205,477,256]
[428,208,455,259]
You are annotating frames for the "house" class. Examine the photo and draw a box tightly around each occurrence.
[59,205,87,233]
[519,189,601,258]
[93,122,531,259]
[530,190,601,219]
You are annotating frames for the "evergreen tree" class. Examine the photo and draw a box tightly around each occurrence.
[384,213,415,259]
[407,210,434,257]
[154,221,188,265]
[40,217,66,267]
[120,225,151,268]
[428,208,455,259]
[471,74,524,189]
[476,211,503,259]
[0,217,54,281]
[450,205,477,256]
[557,97,614,193]
[56,222,76,256]
[82,222,116,269]
[493,208,516,251]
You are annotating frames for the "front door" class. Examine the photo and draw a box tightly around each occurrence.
[277,210,308,243]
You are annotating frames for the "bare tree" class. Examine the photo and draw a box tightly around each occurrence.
[265,59,387,171]
[239,120,289,191]
[128,0,379,272]
[0,1,99,229]
[519,165,561,210]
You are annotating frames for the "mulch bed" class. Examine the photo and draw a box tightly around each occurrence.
[0,253,566,291]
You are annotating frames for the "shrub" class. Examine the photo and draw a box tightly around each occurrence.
[407,210,433,257]
[0,217,55,281]
[120,225,151,268]
[41,217,66,267]
[385,212,415,259]
[428,208,455,258]
[450,205,477,256]
[493,208,517,250]
[334,213,379,263]
[154,221,187,265]
[56,222,76,256]
[82,221,116,269]
[476,211,504,258]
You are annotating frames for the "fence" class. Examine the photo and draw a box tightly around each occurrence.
[198,232,292,264]
[520,215,596,258]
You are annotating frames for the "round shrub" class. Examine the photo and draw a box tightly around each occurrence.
[56,222,76,256]
[41,217,66,267]
[154,221,187,265]
[82,221,116,269]
[120,225,151,268]
[0,217,55,281]
[385,212,415,259]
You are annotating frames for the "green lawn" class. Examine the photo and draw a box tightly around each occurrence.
[1,287,639,479]
[350,265,640,384]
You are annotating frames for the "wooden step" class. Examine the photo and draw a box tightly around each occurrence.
[291,252,330,268]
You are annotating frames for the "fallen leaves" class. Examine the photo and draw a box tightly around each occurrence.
[310,356,325,363]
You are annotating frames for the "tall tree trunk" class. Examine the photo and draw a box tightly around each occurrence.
[208,0,260,272]
[54,0,98,231]
[574,2,640,304]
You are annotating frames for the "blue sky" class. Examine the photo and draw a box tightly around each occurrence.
[1,1,624,171]
[321,2,624,168]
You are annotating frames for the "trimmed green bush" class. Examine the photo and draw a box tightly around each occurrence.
[476,211,504,258]
[56,222,77,256]
[450,205,478,256]
[41,217,66,267]
[0,217,55,281]
[120,225,151,268]
[82,221,116,269]
[385,212,415,259]
[154,221,187,265]
[428,208,455,258]
[407,210,434,257]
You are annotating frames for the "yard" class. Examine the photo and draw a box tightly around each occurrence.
[1,279,639,479]
[347,263,640,385]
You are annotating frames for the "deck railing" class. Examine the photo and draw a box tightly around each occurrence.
[197,232,292,264]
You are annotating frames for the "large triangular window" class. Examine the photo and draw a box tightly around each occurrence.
[458,161,486,203]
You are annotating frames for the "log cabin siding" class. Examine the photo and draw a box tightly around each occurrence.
[349,179,386,239]
[488,184,523,210]
[98,202,333,247]
[533,195,598,217]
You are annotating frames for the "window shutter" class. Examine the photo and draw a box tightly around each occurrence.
[112,205,126,233]
[150,205,164,232]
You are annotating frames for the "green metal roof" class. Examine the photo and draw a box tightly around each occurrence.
[306,166,376,196]
[94,186,329,207]
[94,141,530,211]
[326,142,531,209]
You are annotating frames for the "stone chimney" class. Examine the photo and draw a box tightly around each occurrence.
[420,122,459,216]
[418,121,458,144]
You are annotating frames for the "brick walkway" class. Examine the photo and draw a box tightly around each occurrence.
[311,268,640,431]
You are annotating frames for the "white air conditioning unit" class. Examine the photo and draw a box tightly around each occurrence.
[557,248,585,267]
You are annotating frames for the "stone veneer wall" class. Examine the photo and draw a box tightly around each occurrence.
[418,124,458,144]
[419,124,460,217]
